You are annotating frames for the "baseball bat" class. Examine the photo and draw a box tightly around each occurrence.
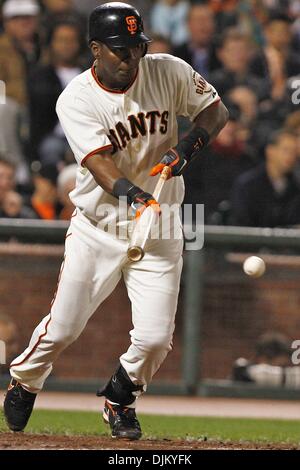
[127,165,171,262]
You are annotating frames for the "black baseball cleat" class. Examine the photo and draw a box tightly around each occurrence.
[103,400,142,440]
[3,379,37,432]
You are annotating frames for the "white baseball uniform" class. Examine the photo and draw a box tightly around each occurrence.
[10,54,219,396]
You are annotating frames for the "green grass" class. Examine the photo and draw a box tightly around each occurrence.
[1,409,300,444]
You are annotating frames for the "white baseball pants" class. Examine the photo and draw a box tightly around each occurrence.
[10,209,183,394]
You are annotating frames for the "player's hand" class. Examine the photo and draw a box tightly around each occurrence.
[150,127,210,178]
[129,188,161,219]
[149,148,187,179]
[112,178,161,219]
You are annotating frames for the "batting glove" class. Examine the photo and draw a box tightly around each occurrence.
[112,177,161,219]
[128,187,161,219]
[150,127,210,179]
[150,148,187,179]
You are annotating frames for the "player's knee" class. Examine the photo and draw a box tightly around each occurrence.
[141,333,173,353]
[49,326,80,346]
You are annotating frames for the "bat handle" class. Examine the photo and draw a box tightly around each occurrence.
[152,165,171,200]
[127,165,171,262]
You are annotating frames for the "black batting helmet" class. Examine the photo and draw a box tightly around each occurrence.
[88,2,152,48]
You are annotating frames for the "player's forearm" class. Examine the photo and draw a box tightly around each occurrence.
[84,152,158,209]
[150,101,229,178]
[84,152,125,194]
[193,100,229,143]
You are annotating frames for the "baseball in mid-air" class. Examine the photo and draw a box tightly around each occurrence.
[243,256,266,278]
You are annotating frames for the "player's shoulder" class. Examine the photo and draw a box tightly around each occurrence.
[142,53,192,72]
[56,69,93,108]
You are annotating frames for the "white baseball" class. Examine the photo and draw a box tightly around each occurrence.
[243,256,266,278]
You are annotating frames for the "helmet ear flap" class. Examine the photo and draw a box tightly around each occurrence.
[142,43,148,57]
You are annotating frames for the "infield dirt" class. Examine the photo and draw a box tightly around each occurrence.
[0,433,299,450]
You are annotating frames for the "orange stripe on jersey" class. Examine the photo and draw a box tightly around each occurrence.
[81,145,114,167]
[91,64,139,94]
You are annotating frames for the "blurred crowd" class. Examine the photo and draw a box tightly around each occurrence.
[232,331,300,389]
[0,0,300,227]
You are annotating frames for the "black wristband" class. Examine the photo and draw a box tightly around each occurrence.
[112,178,143,205]
[175,127,210,161]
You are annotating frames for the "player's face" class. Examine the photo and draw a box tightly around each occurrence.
[93,42,145,89]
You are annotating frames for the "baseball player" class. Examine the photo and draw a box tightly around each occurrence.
[4,2,228,440]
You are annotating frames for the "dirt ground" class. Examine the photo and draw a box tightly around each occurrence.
[1,392,300,450]
[0,433,299,450]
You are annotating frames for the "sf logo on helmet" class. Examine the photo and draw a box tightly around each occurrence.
[126,16,138,35]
